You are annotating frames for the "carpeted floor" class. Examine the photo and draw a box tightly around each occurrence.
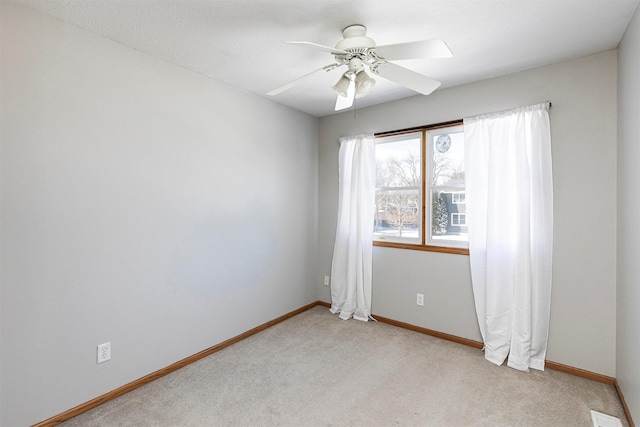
[61,306,629,426]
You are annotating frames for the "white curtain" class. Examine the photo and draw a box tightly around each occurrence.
[464,103,553,371]
[330,133,376,321]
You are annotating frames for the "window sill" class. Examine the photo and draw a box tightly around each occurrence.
[373,240,469,255]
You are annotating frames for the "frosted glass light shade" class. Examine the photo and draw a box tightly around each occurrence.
[332,74,352,97]
[355,71,376,98]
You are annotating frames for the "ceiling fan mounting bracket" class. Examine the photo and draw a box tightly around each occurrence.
[341,25,367,38]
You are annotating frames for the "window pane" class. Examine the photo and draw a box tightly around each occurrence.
[429,127,467,245]
[374,133,421,242]
[375,188,420,239]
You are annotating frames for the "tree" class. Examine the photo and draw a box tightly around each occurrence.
[432,154,452,186]
[432,192,449,235]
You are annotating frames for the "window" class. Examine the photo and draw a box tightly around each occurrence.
[428,126,467,247]
[374,121,468,254]
[452,192,466,204]
[374,133,421,242]
[451,213,467,226]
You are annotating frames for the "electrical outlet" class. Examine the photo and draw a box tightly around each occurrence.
[416,293,424,306]
[97,342,111,364]
[324,276,330,286]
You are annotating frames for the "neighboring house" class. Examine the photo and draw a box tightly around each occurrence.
[441,191,467,235]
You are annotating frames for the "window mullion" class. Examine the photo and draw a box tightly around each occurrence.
[421,130,427,246]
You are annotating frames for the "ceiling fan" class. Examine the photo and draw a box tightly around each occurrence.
[267,25,453,111]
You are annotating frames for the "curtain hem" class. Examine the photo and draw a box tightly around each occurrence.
[485,352,506,367]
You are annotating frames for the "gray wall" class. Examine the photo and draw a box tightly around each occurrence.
[0,4,318,426]
[318,51,618,377]
[0,2,634,425]
[617,4,640,422]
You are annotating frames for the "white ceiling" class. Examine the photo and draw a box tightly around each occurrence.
[18,0,640,117]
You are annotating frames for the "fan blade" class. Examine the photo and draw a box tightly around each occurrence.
[285,41,349,56]
[375,39,452,61]
[335,80,355,111]
[371,62,441,95]
[267,63,342,96]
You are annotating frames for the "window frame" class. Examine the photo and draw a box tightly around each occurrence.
[373,120,469,256]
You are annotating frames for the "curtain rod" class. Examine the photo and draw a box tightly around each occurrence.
[374,119,463,137]
[362,102,552,139]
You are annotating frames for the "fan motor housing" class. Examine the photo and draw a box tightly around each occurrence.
[335,25,375,54]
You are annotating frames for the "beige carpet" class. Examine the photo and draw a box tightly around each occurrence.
[61,306,629,426]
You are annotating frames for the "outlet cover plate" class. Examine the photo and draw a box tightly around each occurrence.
[417,293,424,306]
[97,342,111,364]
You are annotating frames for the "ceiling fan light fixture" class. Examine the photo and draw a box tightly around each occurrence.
[332,74,352,97]
[269,24,450,111]
[355,70,376,98]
